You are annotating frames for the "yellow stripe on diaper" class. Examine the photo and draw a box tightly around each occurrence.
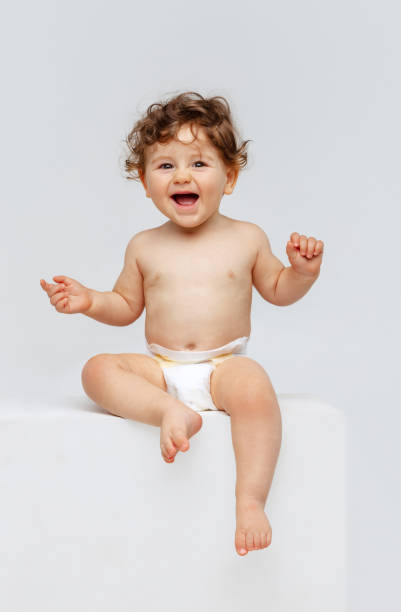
[210,352,236,366]
[151,352,237,368]
[151,354,179,368]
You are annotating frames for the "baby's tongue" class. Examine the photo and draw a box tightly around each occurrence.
[175,194,198,205]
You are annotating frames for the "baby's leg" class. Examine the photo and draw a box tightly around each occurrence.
[210,356,282,556]
[81,353,202,462]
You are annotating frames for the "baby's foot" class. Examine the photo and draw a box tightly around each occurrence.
[160,404,203,463]
[235,498,272,556]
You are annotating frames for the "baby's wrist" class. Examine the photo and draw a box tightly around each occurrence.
[81,288,96,315]
[290,264,320,281]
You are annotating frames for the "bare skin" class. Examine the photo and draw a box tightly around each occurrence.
[40,123,323,556]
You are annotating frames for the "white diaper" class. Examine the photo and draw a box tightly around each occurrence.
[146,336,249,412]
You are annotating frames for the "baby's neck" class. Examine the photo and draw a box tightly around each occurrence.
[166,211,227,237]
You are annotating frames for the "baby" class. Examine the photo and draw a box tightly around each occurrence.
[40,91,324,557]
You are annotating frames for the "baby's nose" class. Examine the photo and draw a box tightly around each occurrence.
[173,170,192,181]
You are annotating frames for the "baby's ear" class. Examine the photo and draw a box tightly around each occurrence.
[138,169,150,197]
[224,166,240,195]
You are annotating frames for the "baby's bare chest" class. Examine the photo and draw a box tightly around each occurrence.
[139,241,254,297]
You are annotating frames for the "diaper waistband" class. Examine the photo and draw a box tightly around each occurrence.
[146,336,249,364]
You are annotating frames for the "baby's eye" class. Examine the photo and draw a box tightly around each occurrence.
[159,161,206,169]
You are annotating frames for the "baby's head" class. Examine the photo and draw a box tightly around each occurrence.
[124,91,251,231]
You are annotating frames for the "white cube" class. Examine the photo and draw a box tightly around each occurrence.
[0,394,346,612]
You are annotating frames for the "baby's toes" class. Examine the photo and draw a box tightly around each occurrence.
[252,532,262,550]
[261,532,269,549]
[161,440,176,463]
[246,531,255,551]
[235,529,248,556]
[261,529,272,548]
[171,428,189,452]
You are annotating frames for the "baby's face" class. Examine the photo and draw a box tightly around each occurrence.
[139,124,238,230]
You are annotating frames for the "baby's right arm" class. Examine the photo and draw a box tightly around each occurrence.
[40,235,145,327]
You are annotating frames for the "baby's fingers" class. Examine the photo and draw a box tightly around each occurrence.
[314,240,324,255]
[50,290,67,307]
[53,275,72,286]
[55,295,69,312]
[40,278,49,291]
[306,237,317,258]
[41,279,66,298]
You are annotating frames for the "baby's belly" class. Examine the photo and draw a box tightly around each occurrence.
[144,294,251,351]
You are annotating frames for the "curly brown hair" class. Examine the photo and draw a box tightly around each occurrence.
[123,91,252,182]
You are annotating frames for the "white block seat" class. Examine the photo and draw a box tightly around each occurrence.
[0,394,346,612]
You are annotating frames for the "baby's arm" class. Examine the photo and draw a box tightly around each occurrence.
[40,235,145,326]
[251,226,323,306]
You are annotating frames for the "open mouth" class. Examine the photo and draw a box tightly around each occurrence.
[171,193,199,206]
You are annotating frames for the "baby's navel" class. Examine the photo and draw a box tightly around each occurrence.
[185,342,196,350]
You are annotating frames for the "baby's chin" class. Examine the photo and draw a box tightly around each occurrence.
[170,218,206,233]
[171,210,222,232]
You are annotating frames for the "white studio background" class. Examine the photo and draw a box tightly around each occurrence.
[1,1,400,610]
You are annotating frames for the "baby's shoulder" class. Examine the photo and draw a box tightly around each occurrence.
[127,226,162,248]
[230,219,268,243]
[121,228,156,265]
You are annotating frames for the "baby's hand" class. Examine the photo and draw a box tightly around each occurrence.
[286,232,324,278]
[40,275,92,314]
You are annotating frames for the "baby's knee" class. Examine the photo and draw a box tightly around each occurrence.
[223,363,276,408]
[81,353,113,390]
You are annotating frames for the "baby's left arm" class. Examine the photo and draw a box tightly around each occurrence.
[252,226,324,306]
[273,232,324,306]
